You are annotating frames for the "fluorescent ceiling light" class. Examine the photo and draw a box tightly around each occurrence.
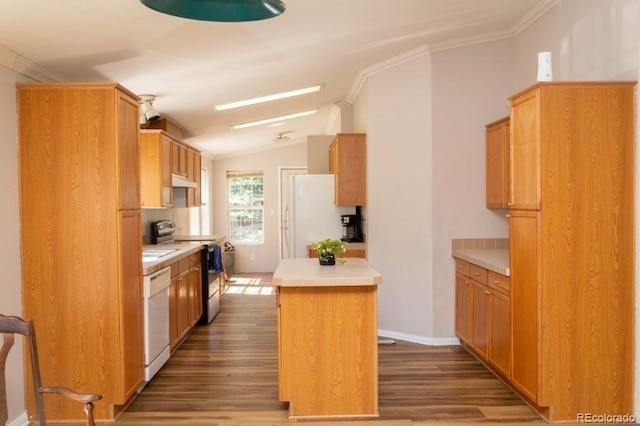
[214,84,323,111]
[230,110,318,130]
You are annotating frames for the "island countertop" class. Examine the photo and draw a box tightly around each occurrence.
[273,258,382,287]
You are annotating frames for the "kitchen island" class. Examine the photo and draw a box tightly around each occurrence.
[273,258,383,419]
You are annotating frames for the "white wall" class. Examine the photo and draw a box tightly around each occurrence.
[365,53,435,340]
[515,0,638,86]
[430,38,516,338]
[211,143,307,273]
[0,65,33,423]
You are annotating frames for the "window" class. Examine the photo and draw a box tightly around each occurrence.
[199,167,210,234]
[228,171,264,243]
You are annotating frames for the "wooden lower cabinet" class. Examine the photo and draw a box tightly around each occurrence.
[169,252,202,352]
[470,281,489,358]
[487,287,510,377]
[454,272,471,343]
[454,259,510,380]
[509,211,539,403]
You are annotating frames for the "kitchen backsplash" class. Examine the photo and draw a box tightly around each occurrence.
[451,238,509,250]
[141,207,197,244]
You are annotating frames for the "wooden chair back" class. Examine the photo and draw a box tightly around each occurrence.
[0,314,102,426]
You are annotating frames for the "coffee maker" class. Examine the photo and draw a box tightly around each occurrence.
[340,209,363,242]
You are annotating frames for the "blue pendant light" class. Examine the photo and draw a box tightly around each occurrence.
[140,0,286,22]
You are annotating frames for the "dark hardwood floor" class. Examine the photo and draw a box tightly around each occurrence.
[114,274,543,425]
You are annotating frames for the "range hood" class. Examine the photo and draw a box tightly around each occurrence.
[172,173,198,188]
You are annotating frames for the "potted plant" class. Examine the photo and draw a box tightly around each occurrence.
[312,238,346,265]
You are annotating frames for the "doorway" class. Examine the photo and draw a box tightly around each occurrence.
[279,167,307,259]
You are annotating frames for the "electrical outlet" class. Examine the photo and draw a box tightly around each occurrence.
[250,253,256,261]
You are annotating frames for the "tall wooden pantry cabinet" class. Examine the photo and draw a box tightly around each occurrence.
[18,83,144,422]
[508,82,635,421]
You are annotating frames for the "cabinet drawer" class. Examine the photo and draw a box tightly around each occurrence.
[178,256,190,275]
[189,252,200,268]
[469,264,488,285]
[455,259,470,277]
[488,271,510,296]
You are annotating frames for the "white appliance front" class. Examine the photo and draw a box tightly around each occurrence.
[143,266,171,382]
[286,174,353,258]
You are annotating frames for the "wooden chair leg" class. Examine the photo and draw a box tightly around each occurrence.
[84,401,96,426]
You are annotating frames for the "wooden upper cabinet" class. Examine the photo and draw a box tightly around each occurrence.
[172,141,188,176]
[186,148,202,207]
[509,90,540,210]
[485,117,510,208]
[140,130,173,208]
[116,90,142,210]
[329,133,366,206]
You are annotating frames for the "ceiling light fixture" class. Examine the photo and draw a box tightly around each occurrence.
[139,94,160,125]
[140,0,286,22]
[230,109,318,130]
[214,84,324,111]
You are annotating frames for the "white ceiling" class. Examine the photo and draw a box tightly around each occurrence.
[0,0,546,158]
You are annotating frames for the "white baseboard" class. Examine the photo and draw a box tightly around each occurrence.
[8,411,28,426]
[378,329,461,346]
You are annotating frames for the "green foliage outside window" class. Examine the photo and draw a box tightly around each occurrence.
[228,175,264,243]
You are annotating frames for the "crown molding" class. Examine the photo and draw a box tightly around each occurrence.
[343,0,559,104]
[346,45,431,103]
[428,29,513,53]
[0,43,67,82]
[511,0,560,35]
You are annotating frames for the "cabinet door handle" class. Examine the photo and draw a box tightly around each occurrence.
[473,272,481,276]
[493,280,501,284]
[506,213,511,218]
[484,289,491,295]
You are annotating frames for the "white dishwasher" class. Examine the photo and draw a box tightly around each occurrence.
[143,266,171,382]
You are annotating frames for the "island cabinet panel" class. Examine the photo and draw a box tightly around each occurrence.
[278,285,378,418]
[274,258,381,419]
[508,82,636,421]
[18,83,144,422]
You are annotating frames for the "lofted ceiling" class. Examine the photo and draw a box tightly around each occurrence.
[0,0,547,158]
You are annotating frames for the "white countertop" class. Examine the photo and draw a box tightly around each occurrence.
[273,258,382,287]
[451,248,510,276]
[142,242,204,275]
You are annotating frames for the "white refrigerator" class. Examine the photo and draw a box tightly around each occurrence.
[284,174,353,258]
